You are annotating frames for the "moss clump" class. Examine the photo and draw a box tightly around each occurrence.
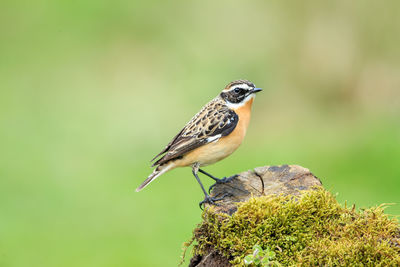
[188,188,400,266]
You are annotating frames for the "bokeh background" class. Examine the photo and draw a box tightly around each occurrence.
[1,1,399,266]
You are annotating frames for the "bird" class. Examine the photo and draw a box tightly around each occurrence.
[136,79,262,207]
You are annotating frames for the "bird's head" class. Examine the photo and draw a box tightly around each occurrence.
[220,79,262,108]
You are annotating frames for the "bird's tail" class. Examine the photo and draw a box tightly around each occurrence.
[136,162,175,192]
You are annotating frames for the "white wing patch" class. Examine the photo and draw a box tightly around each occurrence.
[207,134,222,143]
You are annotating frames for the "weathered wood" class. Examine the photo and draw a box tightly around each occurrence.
[205,164,322,215]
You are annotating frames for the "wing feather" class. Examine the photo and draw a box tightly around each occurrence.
[151,101,238,167]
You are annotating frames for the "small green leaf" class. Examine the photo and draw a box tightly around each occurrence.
[261,256,270,264]
[253,244,263,251]
[266,250,275,259]
[244,255,253,265]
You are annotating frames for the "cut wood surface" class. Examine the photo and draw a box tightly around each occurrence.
[205,164,322,215]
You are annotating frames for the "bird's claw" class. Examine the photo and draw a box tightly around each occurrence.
[199,193,231,210]
[208,174,238,193]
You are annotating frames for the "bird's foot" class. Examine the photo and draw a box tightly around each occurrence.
[208,174,239,193]
[199,193,231,210]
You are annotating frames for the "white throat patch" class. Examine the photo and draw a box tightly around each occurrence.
[225,94,255,109]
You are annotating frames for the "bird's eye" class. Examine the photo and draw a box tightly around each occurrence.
[234,88,241,93]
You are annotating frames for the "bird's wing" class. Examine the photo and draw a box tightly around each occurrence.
[151,103,238,166]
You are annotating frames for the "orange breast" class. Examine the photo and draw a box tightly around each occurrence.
[176,97,254,167]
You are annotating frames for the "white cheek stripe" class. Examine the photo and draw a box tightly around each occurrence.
[225,94,255,109]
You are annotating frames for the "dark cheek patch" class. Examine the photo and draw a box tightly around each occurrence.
[220,92,243,103]
[220,92,227,100]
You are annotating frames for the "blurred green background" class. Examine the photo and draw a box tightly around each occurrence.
[1,0,399,266]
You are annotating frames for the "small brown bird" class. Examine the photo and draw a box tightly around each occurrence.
[136,80,262,207]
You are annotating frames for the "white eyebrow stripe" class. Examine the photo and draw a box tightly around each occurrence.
[225,83,253,92]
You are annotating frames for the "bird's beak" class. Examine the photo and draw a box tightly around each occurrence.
[251,88,263,94]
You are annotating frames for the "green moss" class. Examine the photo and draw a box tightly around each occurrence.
[187,188,400,266]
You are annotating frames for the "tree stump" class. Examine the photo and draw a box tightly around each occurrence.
[188,165,400,266]
[206,164,322,215]
[189,164,322,266]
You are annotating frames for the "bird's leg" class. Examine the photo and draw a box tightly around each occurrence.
[192,164,226,209]
[198,168,238,193]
